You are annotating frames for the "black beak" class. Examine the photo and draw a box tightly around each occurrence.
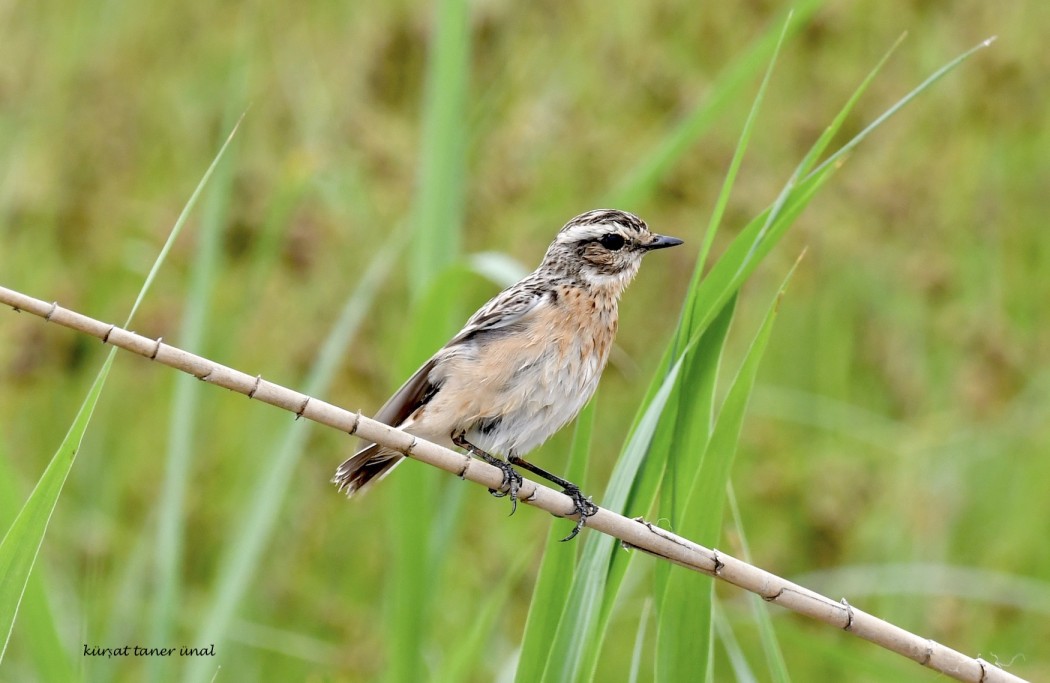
[645,234,684,251]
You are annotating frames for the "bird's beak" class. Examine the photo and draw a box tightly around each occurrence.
[645,234,684,251]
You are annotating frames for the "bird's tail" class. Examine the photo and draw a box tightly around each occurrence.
[332,443,405,497]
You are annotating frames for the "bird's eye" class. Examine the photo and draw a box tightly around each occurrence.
[598,233,625,251]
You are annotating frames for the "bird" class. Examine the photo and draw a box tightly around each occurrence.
[333,209,683,540]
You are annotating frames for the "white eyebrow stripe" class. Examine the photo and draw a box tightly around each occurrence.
[557,223,623,243]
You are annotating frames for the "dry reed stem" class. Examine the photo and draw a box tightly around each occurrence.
[0,284,1028,683]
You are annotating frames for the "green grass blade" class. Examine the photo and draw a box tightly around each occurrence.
[655,264,795,683]
[661,295,738,519]
[580,297,732,682]
[793,33,906,183]
[660,34,991,384]
[382,267,473,683]
[124,114,246,327]
[604,0,824,210]
[436,549,533,683]
[809,35,996,180]
[693,12,792,280]
[93,516,156,683]
[657,5,790,539]
[563,300,724,681]
[650,295,737,613]
[384,1,471,679]
[727,483,790,683]
[538,355,685,683]
[0,117,242,665]
[0,354,111,659]
[408,0,470,294]
[183,227,402,683]
[607,265,738,634]
[149,109,239,677]
[514,400,595,683]
[713,600,760,683]
[0,447,71,683]
[677,164,825,356]
[628,598,653,683]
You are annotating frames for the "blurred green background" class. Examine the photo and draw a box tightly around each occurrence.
[1,0,1047,681]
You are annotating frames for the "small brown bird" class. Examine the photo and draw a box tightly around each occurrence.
[334,209,682,539]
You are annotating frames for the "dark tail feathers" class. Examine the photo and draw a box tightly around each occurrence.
[332,443,404,497]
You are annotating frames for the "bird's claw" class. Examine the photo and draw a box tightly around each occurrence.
[559,484,599,542]
[486,459,523,516]
[451,432,524,516]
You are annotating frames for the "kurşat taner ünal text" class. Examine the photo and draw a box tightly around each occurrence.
[82,644,215,658]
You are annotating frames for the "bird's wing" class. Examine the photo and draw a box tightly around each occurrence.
[363,283,546,435]
[446,284,548,347]
[371,356,441,429]
[336,357,439,492]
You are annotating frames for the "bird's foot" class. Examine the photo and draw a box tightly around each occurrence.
[484,458,523,515]
[452,432,523,516]
[559,483,599,542]
[505,454,599,541]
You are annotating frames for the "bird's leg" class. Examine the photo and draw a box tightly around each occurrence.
[452,432,522,515]
[508,456,598,542]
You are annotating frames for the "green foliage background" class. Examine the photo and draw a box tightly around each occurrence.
[0,1,1047,681]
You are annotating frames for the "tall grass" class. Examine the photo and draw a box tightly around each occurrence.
[0,116,243,669]
[514,24,997,682]
[384,1,472,681]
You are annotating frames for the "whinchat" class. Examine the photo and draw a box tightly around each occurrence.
[333,209,682,539]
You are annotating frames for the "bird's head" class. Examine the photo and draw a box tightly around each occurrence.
[541,209,683,292]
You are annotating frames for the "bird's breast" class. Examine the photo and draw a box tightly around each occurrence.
[428,289,619,456]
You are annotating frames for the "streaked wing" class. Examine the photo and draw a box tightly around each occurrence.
[371,356,440,430]
[446,284,547,347]
[359,281,545,443]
